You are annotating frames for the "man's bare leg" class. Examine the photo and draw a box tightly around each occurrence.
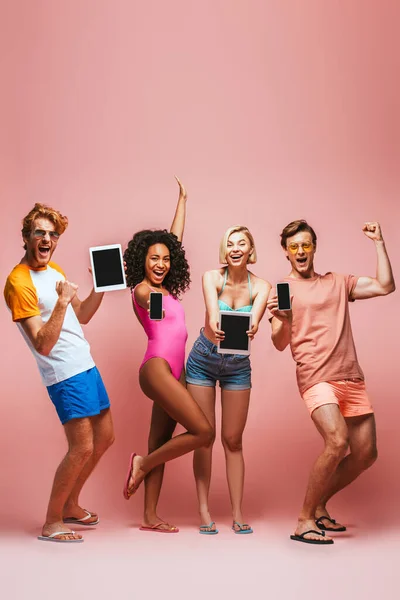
[63,409,115,523]
[42,417,95,540]
[293,404,349,542]
[316,413,377,526]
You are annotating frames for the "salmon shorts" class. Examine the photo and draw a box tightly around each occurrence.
[302,379,374,418]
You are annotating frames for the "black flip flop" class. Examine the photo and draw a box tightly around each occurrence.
[315,516,347,532]
[290,529,334,545]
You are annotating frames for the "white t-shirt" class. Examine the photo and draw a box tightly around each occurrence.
[4,262,95,386]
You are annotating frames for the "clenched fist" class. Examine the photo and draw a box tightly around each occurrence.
[362,222,383,242]
[56,280,78,304]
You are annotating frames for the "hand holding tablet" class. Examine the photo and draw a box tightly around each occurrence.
[217,311,253,355]
[89,244,127,292]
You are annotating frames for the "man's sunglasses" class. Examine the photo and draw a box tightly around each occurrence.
[33,229,60,240]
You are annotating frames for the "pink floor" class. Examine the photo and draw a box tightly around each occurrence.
[2,516,398,600]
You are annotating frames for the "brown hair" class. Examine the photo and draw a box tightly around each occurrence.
[22,203,68,249]
[280,220,317,249]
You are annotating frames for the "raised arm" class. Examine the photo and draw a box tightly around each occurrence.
[20,280,78,356]
[170,176,187,243]
[351,222,395,300]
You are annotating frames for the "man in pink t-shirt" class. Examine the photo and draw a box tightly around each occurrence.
[268,220,395,545]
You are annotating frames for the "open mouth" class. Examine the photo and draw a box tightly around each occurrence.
[153,270,165,278]
[230,254,243,262]
[296,257,307,266]
[38,246,51,258]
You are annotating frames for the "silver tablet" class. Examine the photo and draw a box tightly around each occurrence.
[89,244,127,292]
[217,310,252,355]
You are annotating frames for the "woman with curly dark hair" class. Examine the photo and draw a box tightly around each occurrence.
[123,177,213,533]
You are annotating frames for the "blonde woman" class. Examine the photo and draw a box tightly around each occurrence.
[186,226,271,534]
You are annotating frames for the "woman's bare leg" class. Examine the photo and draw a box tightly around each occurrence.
[221,389,251,531]
[187,384,216,531]
[142,402,177,530]
[128,359,213,493]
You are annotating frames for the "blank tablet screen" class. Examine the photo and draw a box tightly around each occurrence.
[92,248,124,287]
[219,314,250,351]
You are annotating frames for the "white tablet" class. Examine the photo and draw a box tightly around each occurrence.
[217,311,252,355]
[89,244,127,292]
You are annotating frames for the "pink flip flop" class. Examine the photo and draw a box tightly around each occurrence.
[139,522,179,533]
[123,452,136,500]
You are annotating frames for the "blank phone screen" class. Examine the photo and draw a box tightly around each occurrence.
[150,293,163,320]
[219,314,250,351]
[92,248,124,287]
[277,283,291,310]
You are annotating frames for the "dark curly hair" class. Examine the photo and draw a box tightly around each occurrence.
[124,229,190,298]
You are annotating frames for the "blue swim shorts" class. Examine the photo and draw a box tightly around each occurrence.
[186,329,251,391]
[47,366,110,424]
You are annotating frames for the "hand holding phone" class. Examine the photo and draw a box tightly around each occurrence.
[276,282,291,311]
[267,283,292,319]
[149,292,163,320]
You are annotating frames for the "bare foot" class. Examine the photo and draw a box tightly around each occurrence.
[127,455,145,497]
[294,518,333,542]
[41,521,83,541]
[63,504,98,524]
[232,521,252,532]
[199,509,217,532]
[315,507,346,531]
[141,519,178,532]
[232,512,252,532]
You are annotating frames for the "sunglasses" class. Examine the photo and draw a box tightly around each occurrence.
[287,242,313,254]
[33,229,60,241]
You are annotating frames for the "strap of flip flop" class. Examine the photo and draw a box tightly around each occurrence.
[232,521,251,531]
[65,509,93,522]
[299,529,325,539]
[316,516,336,526]
[47,530,77,538]
[77,510,92,522]
[200,521,216,531]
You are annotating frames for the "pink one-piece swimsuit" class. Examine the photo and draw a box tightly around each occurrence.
[132,285,188,380]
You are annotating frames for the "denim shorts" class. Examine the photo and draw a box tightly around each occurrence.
[186,329,251,391]
[47,367,110,424]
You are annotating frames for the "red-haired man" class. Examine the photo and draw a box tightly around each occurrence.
[4,204,115,543]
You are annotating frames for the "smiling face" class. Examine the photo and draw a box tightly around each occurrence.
[284,230,316,279]
[144,243,171,287]
[225,231,253,268]
[23,217,60,269]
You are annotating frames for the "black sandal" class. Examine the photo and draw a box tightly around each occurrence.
[315,516,346,532]
[290,529,334,545]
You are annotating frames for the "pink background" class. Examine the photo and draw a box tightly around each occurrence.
[1,0,399,542]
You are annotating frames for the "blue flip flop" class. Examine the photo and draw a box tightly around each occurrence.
[232,521,253,534]
[199,521,219,535]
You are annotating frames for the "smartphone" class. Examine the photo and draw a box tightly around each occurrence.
[276,282,291,311]
[149,292,163,320]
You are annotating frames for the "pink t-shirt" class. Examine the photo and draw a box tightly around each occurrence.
[285,272,364,394]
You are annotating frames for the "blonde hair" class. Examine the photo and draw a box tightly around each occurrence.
[219,225,257,264]
[22,203,68,249]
